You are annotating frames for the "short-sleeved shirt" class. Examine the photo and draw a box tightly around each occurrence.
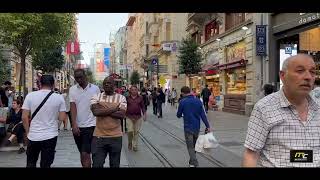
[90,92,127,137]
[22,89,66,141]
[244,88,320,167]
[69,83,100,128]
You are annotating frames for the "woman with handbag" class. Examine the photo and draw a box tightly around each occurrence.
[4,99,25,154]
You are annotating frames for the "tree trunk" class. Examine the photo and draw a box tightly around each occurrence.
[18,54,26,99]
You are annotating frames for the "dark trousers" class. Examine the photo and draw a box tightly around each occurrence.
[203,98,209,112]
[92,136,122,168]
[152,100,157,115]
[184,131,199,167]
[0,127,6,146]
[157,101,162,117]
[26,136,57,168]
[12,123,25,144]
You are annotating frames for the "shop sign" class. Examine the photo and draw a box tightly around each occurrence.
[285,46,292,54]
[298,13,320,25]
[152,58,158,65]
[226,41,246,63]
[162,42,178,52]
[256,25,267,56]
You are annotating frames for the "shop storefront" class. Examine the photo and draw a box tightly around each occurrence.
[203,50,221,98]
[189,75,204,96]
[219,41,247,115]
[269,13,320,88]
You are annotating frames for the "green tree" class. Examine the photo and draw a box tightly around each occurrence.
[130,70,140,85]
[32,46,65,73]
[0,13,75,97]
[0,51,10,85]
[178,37,203,76]
[85,68,95,84]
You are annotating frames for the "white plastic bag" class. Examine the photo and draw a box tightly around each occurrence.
[195,132,219,153]
[203,132,219,148]
[195,134,205,153]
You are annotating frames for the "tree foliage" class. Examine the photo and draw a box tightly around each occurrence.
[178,37,203,76]
[130,70,140,85]
[0,51,10,85]
[0,13,76,96]
[85,68,95,84]
[32,46,65,73]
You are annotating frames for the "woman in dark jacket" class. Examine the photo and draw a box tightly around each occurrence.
[5,99,25,154]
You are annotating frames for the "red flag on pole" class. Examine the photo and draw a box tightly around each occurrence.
[66,41,80,55]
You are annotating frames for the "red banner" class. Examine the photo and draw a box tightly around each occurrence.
[66,41,80,55]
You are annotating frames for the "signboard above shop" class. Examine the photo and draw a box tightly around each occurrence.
[226,41,246,63]
[162,42,178,52]
[272,13,320,34]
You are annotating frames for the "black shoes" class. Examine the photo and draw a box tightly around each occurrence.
[18,147,25,154]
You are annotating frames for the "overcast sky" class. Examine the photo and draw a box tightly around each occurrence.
[77,13,128,65]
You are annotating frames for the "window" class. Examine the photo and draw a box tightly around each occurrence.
[191,32,201,45]
[205,20,219,41]
[154,36,159,45]
[225,13,245,31]
[146,22,149,34]
[166,22,171,41]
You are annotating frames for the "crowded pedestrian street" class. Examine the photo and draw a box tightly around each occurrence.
[1,13,320,168]
[0,104,247,167]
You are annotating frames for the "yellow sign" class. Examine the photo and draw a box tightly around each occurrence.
[159,76,166,86]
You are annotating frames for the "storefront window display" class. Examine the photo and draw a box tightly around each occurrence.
[226,68,246,94]
[190,76,203,95]
[206,75,220,97]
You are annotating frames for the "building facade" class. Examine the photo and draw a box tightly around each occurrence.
[126,13,147,87]
[114,26,128,83]
[187,13,267,115]
[269,13,320,89]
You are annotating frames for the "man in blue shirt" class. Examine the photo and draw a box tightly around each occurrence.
[177,86,211,167]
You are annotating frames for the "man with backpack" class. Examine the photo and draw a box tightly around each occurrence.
[22,75,66,168]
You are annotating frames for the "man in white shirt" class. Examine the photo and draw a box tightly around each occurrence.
[69,69,100,168]
[22,75,66,168]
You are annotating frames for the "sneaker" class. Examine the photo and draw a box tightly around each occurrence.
[18,147,25,154]
[189,164,195,167]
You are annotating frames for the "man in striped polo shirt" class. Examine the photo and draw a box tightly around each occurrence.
[90,76,127,168]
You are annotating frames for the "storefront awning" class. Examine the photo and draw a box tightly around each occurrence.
[217,59,247,70]
[202,63,219,76]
